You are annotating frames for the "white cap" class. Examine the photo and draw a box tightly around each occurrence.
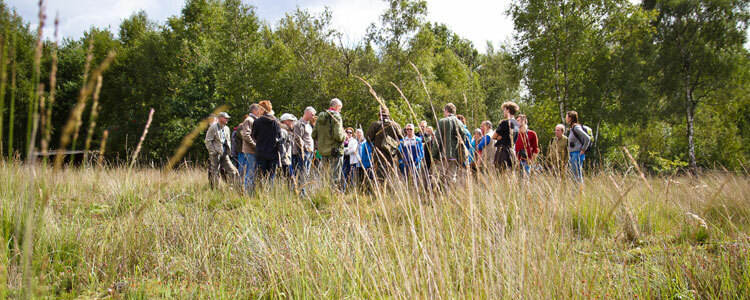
[280,113,297,122]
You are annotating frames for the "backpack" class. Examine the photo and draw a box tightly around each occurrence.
[571,124,594,152]
[231,125,242,157]
[376,120,402,159]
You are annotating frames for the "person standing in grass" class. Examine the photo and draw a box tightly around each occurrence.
[279,113,297,179]
[366,106,404,184]
[547,124,569,174]
[492,101,520,172]
[239,104,262,194]
[252,101,282,186]
[399,123,424,180]
[292,106,316,195]
[342,127,355,190]
[476,120,496,171]
[514,115,539,176]
[566,111,591,183]
[205,112,239,189]
[312,98,347,192]
[437,103,469,183]
[345,128,364,190]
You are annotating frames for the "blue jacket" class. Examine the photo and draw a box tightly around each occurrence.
[360,141,374,169]
[399,136,424,168]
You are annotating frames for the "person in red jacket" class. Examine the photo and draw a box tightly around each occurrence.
[514,114,539,176]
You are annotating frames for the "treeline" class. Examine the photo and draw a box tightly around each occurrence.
[0,0,747,173]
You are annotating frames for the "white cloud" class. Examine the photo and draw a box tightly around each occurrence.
[6,0,514,52]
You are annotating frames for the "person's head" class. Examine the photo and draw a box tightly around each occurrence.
[217,112,230,126]
[379,106,390,119]
[280,113,297,128]
[481,120,493,134]
[258,100,273,115]
[404,123,415,137]
[249,103,261,116]
[456,114,466,125]
[554,124,565,138]
[566,111,578,125]
[330,98,343,112]
[473,128,482,140]
[426,126,434,135]
[419,120,428,132]
[443,103,456,117]
[501,101,519,119]
[355,128,364,140]
[303,106,316,121]
[345,127,354,138]
[516,114,528,132]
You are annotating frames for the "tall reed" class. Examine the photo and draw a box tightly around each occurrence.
[25,0,45,158]
[83,76,102,166]
[40,14,59,164]
[0,31,8,157]
[53,52,115,171]
[70,41,95,153]
[165,105,228,172]
[129,108,154,169]
[6,28,15,161]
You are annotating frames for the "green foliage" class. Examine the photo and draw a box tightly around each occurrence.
[0,0,748,170]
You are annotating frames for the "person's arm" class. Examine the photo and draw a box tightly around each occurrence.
[345,138,358,155]
[241,118,256,149]
[573,125,591,154]
[332,114,346,143]
[205,124,216,153]
[530,131,540,162]
[311,118,319,141]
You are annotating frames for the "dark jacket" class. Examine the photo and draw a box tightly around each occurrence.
[251,114,282,161]
[366,117,403,166]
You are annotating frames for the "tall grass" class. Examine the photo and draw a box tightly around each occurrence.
[1,163,747,298]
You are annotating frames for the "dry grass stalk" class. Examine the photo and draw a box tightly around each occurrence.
[409,61,446,170]
[53,51,116,171]
[354,75,387,110]
[97,130,109,168]
[130,108,155,168]
[165,105,228,172]
[623,146,652,192]
[389,82,419,126]
[6,29,16,160]
[71,40,95,152]
[0,32,8,157]
[41,13,59,161]
[83,76,103,165]
[25,0,46,158]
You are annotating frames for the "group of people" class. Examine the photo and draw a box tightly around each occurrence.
[204,98,592,195]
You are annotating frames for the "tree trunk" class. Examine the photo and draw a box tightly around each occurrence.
[685,79,697,170]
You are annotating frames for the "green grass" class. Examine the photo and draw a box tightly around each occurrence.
[1,162,748,298]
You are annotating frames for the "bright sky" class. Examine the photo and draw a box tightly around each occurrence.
[7,0,514,53]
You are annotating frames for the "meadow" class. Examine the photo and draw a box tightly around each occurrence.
[1,162,748,298]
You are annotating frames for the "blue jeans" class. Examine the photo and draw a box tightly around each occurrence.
[569,151,585,183]
[520,160,531,176]
[239,153,257,194]
[292,153,313,194]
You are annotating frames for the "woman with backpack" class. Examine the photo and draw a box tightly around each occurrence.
[566,111,591,183]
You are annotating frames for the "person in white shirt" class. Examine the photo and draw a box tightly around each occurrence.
[344,128,363,190]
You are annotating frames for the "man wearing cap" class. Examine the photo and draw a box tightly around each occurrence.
[292,107,316,195]
[205,112,239,189]
[279,113,297,179]
[312,98,347,192]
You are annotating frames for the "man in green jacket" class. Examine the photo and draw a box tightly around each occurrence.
[312,98,346,192]
[437,103,468,184]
